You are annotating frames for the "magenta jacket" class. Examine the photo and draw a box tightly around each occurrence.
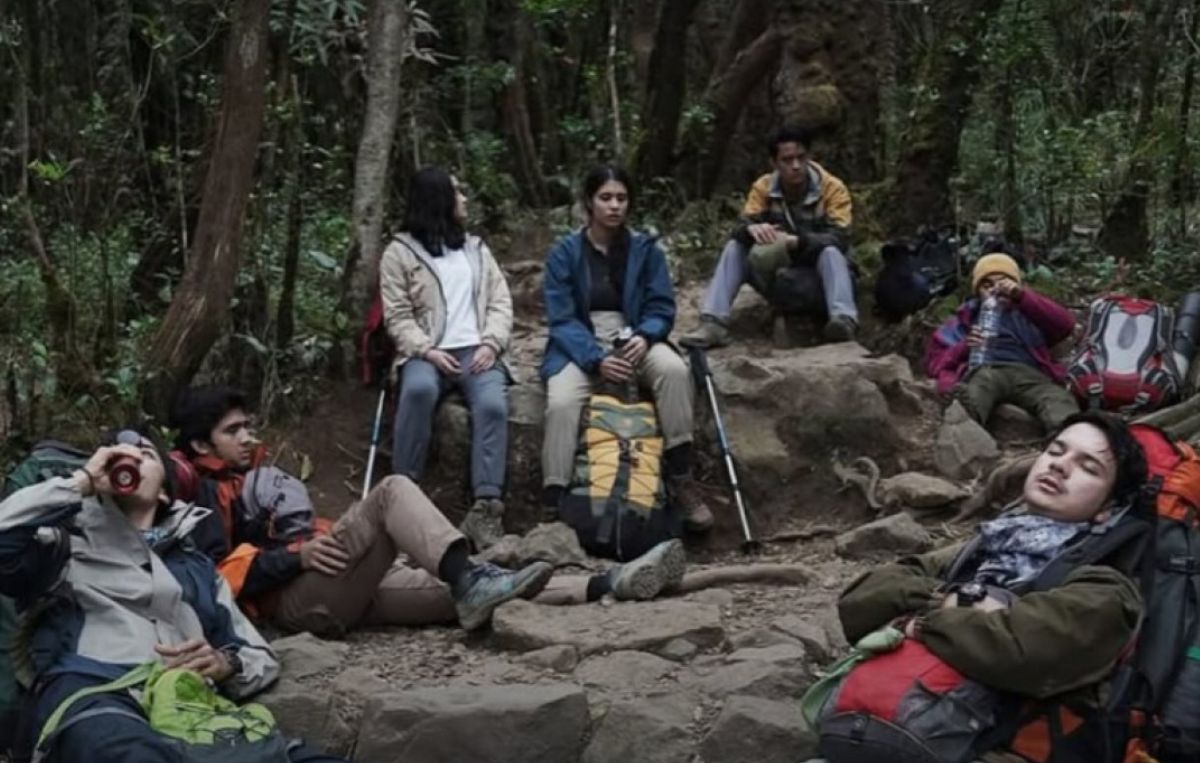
[923,287,1076,395]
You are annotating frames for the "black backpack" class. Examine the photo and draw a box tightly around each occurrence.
[874,230,960,322]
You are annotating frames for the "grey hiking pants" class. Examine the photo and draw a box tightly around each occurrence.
[700,238,858,323]
[392,345,507,499]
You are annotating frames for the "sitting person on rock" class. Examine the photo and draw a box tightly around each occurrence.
[925,251,1078,433]
[0,427,348,763]
[171,386,689,639]
[817,412,1146,763]
[682,125,856,347]
[380,166,513,551]
[539,165,714,533]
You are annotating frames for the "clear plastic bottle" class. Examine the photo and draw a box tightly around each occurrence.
[968,294,1001,369]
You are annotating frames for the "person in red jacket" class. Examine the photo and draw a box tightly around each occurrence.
[924,252,1079,433]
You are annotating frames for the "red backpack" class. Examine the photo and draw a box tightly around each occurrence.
[1066,296,1181,414]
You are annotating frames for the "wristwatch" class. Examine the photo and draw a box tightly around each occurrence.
[956,581,988,607]
[219,645,244,678]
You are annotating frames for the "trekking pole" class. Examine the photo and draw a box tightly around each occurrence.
[362,385,387,500]
[685,344,760,553]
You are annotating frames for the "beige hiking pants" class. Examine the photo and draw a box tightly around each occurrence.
[272,475,590,633]
[542,311,694,488]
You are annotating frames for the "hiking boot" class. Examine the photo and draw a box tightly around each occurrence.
[453,561,554,631]
[460,498,506,552]
[609,539,687,601]
[823,315,856,343]
[681,315,731,348]
[671,477,715,533]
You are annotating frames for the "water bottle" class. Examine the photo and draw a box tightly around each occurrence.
[968,295,1001,369]
[610,327,640,402]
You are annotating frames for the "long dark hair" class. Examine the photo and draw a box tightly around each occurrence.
[581,165,634,220]
[403,167,465,256]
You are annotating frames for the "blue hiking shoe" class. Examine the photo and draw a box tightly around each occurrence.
[453,561,554,630]
[609,539,686,601]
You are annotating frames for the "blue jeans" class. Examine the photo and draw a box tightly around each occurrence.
[391,345,508,499]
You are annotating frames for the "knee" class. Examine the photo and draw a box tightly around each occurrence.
[657,353,691,387]
[473,389,508,424]
[818,246,849,268]
[379,474,419,499]
[398,374,439,410]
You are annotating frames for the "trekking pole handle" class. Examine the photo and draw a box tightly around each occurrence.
[686,344,712,389]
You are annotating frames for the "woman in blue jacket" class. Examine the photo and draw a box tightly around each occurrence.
[539,166,713,532]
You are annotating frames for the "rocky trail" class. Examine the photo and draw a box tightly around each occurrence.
[256,274,1040,762]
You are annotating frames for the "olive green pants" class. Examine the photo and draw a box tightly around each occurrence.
[958,363,1079,434]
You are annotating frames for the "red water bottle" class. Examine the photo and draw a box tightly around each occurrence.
[108,456,141,495]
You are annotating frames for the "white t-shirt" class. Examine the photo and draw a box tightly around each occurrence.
[432,247,482,349]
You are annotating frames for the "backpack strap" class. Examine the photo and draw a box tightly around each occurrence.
[1028,512,1151,593]
[35,662,156,752]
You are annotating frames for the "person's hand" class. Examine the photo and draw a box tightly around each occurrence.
[299,534,350,576]
[783,234,802,251]
[155,639,234,682]
[598,355,634,383]
[965,325,985,349]
[73,444,143,497]
[993,276,1022,301]
[904,617,920,639]
[619,335,649,366]
[424,348,461,377]
[747,223,783,245]
[469,345,497,374]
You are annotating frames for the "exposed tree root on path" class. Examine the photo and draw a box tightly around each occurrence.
[678,563,817,592]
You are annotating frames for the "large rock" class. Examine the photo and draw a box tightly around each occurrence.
[935,401,1000,479]
[258,666,388,755]
[835,512,934,560]
[482,523,587,568]
[583,694,696,763]
[271,632,350,680]
[492,599,726,657]
[574,650,681,696]
[769,615,833,663]
[355,682,589,763]
[699,695,818,763]
[689,660,811,701]
[879,472,969,509]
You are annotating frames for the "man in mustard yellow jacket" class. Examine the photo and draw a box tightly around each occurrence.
[684,126,856,346]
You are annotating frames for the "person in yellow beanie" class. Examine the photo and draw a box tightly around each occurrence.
[924,249,1079,432]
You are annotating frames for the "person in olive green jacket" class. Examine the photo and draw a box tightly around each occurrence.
[836,411,1147,763]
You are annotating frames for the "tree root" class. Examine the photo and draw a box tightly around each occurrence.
[678,563,817,592]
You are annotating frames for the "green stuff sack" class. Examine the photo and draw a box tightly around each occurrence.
[38,663,290,763]
[2,440,89,500]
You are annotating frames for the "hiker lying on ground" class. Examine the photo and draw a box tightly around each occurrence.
[171,386,690,638]
[823,412,1145,763]
[380,166,513,552]
[539,165,714,533]
[0,428,348,763]
[925,250,1079,433]
[682,125,857,347]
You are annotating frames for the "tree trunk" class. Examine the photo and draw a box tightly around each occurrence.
[277,79,305,351]
[888,0,1006,232]
[343,0,408,328]
[1170,0,1200,234]
[997,62,1022,243]
[141,0,271,418]
[772,0,889,183]
[698,27,782,196]
[635,0,704,183]
[630,1,658,88]
[1099,0,1184,259]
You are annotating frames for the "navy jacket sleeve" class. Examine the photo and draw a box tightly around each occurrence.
[633,241,676,342]
[0,478,83,604]
[544,239,606,372]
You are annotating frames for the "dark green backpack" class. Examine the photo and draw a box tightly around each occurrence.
[1,440,89,755]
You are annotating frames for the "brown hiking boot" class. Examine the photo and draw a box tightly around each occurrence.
[460,498,506,551]
[671,477,715,533]
[681,315,731,348]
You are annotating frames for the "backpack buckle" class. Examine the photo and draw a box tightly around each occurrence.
[1163,555,1199,573]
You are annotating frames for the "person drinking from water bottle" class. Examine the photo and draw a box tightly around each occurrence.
[538,165,714,532]
[924,249,1079,433]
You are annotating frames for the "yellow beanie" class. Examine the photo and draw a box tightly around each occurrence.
[972,253,1022,291]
